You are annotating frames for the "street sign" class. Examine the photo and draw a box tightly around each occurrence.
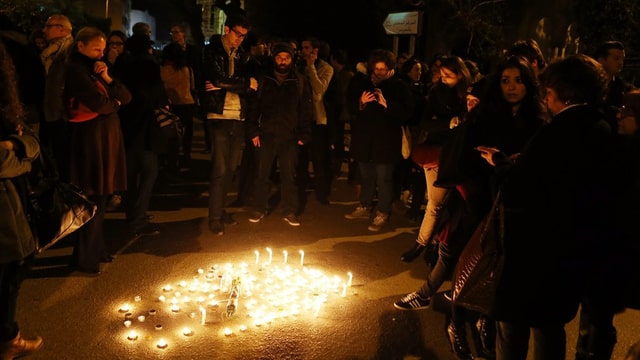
[383,11,421,35]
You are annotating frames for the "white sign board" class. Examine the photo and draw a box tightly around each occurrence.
[383,11,420,35]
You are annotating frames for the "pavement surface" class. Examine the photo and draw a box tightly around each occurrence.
[16,122,640,360]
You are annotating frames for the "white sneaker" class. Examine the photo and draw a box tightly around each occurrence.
[344,206,371,220]
[368,211,388,232]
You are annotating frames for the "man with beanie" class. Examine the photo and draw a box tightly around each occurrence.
[246,42,313,226]
[202,13,258,235]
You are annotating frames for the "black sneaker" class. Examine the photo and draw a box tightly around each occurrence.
[393,291,431,310]
[133,224,160,238]
[283,213,300,226]
[249,211,266,223]
[209,219,224,236]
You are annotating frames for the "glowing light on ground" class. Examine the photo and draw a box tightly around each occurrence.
[114,249,355,351]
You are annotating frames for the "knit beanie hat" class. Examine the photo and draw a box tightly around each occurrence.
[272,42,294,57]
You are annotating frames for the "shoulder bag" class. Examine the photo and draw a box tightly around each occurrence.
[451,189,505,315]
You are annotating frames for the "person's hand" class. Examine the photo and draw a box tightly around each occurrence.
[476,145,500,166]
[252,136,260,148]
[94,61,113,83]
[205,81,222,92]
[249,77,258,91]
[449,116,461,129]
[360,90,376,106]
[373,88,387,109]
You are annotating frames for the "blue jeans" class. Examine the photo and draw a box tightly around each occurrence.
[357,161,395,214]
[253,134,299,215]
[126,150,158,230]
[208,120,245,220]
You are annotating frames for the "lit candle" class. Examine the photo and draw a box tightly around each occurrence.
[158,295,166,302]
[198,268,204,274]
[341,283,347,297]
[123,320,132,327]
[179,281,187,287]
[200,306,206,325]
[157,339,168,349]
[254,250,259,265]
[239,324,247,332]
[119,303,130,313]
[127,331,138,341]
[347,272,353,287]
[137,315,146,322]
[283,250,288,264]
[134,295,141,302]
[224,327,232,336]
[163,285,172,292]
[183,327,193,336]
[171,304,180,312]
[299,250,304,266]
[266,247,272,265]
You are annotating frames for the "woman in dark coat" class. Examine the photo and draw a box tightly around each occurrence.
[0,37,43,359]
[64,27,131,274]
[477,54,616,359]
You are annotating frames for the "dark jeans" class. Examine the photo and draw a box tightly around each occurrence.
[496,321,566,360]
[171,104,196,163]
[0,256,33,341]
[125,150,159,230]
[207,120,245,220]
[358,161,395,214]
[253,134,299,215]
[234,138,257,205]
[298,124,333,202]
[38,119,70,181]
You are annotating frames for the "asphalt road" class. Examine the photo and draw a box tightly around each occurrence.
[15,123,640,360]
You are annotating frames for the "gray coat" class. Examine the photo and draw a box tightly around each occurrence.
[0,130,40,264]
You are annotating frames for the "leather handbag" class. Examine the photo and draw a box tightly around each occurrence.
[451,189,504,315]
[23,147,97,254]
[154,107,185,140]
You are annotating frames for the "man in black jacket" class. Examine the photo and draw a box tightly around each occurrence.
[201,13,258,235]
[246,42,313,226]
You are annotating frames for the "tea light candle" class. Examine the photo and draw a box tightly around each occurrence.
[124,313,133,320]
[155,324,163,330]
[299,250,304,266]
[200,306,206,325]
[119,303,130,313]
[239,324,247,332]
[149,309,157,316]
[198,268,204,274]
[123,320,132,327]
[224,327,232,336]
[137,315,146,322]
[283,250,288,264]
[134,295,141,302]
[163,285,172,292]
[127,331,138,341]
[157,339,168,349]
[171,304,180,312]
[183,327,193,336]
[158,295,166,302]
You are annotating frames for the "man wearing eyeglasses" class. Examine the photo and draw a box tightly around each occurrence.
[41,14,74,181]
[201,13,259,236]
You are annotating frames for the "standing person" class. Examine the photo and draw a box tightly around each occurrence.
[40,14,74,181]
[64,27,131,274]
[103,30,126,70]
[169,23,203,169]
[202,13,258,235]
[114,33,166,239]
[344,48,413,232]
[401,55,470,259]
[0,37,43,360]
[297,36,334,205]
[246,42,313,226]
[595,40,636,132]
[476,54,616,360]
[326,48,354,180]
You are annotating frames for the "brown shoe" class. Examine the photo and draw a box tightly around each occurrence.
[0,332,43,360]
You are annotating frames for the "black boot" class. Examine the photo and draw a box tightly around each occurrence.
[476,315,496,359]
[400,242,426,263]
[447,320,475,360]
